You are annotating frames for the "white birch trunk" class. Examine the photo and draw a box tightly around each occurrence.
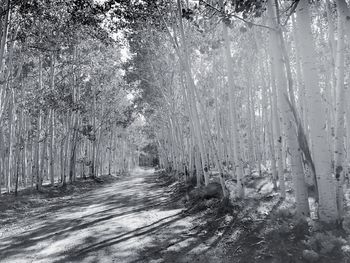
[296,0,338,222]
[334,0,347,219]
[222,19,244,198]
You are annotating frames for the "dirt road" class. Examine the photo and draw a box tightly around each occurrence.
[0,168,223,263]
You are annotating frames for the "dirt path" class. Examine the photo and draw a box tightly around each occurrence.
[0,168,223,263]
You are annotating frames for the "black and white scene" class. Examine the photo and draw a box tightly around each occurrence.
[1,0,350,262]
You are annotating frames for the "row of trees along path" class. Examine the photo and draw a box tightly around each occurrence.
[117,0,350,224]
[0,0,146,195]
[1,0,350,245]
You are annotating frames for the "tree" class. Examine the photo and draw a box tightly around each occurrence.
[296,0,338,222]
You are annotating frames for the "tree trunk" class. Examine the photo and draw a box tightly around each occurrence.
[49,53,55,185]
[6,89,14,193]
[334,0,347,219]
[221,11,245,198]
[296,0,338,222]
[268,0,309,215]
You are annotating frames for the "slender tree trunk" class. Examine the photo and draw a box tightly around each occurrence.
[296,0,338,222]
[49,53,55,185]
[108,129,113,175]
[39,117,47,185]
[91,85,97,178]
[268,87,278,190]
[6,89,14,193]
[221,10,244,198]
[15,108,23,195]
[268,0,309,213]
[22,114,28,187]
[0,0,10,75]
[35,112,41,191]
[334,0,347,219]
[64,114,71,184]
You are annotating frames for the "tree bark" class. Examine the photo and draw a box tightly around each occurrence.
[334,0,347,219]
[296,0,338,222]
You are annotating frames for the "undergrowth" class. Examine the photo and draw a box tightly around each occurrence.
[262,206,350,262]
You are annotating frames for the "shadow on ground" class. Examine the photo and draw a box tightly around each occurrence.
[0,168,285,263]
[0,168,207,262]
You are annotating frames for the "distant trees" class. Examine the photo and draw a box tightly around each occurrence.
[0,0,139,194]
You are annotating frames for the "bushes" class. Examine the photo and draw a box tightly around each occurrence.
[263,207,349,262]
[304,231,346,255]
[302,249,319,262]
[273,207,295,220]
[301,221,348,262]
[265,208,308,244]
[185,182,223,202]
[273,210,348,258]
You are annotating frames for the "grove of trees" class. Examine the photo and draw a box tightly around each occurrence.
[2,0,350,226]
[117,0,350,224]
[0,0,147,195]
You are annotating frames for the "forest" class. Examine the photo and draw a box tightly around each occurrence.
[1,0,350,262]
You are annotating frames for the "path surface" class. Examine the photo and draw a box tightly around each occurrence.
[0,168,213,263]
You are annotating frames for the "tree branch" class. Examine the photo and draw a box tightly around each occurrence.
[28,45,61,52]
[199,0,274,31]
[281,0,300,26]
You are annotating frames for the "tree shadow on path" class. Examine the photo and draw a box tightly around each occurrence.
[0,169,187,263]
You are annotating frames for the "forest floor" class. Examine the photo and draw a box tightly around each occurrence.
[0,168,348,263]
